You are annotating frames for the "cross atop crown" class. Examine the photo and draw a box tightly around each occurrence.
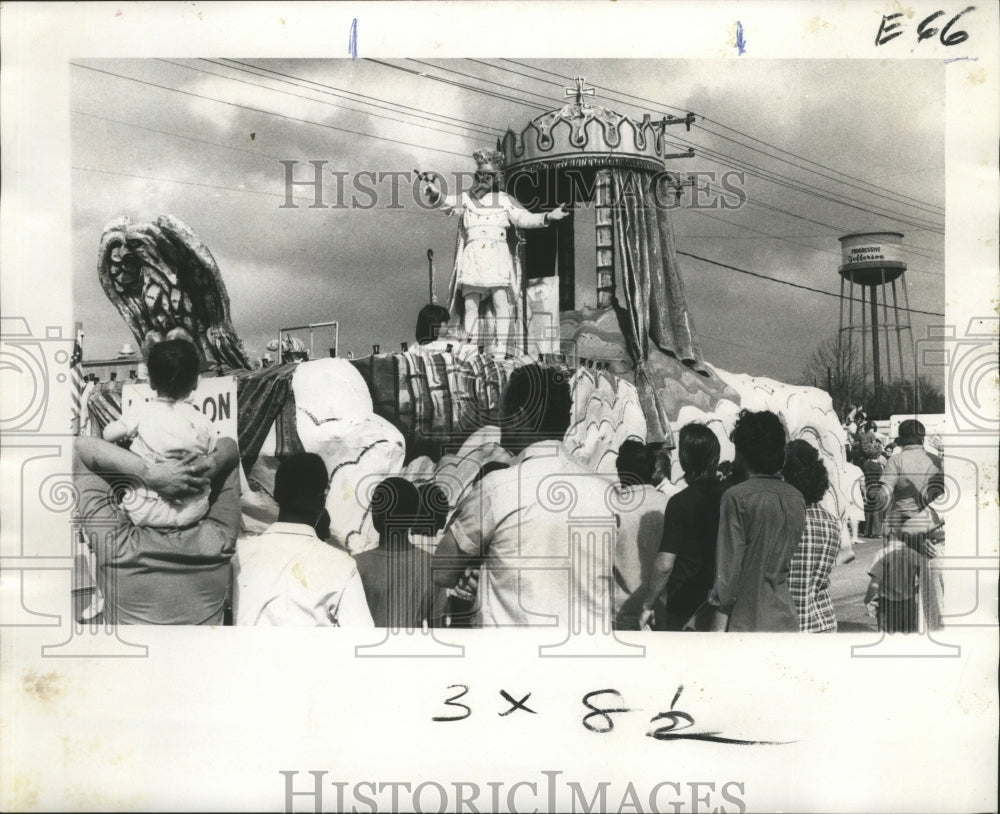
[565,77,596,106]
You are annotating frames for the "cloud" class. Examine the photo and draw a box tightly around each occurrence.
[171,63,344,135]
[71,58,945,383]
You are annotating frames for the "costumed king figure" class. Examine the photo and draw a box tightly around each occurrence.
[419,149,568,350]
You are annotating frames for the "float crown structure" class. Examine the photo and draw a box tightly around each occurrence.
[499,77,695,174]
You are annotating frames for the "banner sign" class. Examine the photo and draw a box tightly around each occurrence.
[122,376,238,441]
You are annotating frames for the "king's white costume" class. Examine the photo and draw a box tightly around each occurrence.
[437,191,550,348]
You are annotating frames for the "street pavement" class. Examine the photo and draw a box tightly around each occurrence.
[831,535,883,632]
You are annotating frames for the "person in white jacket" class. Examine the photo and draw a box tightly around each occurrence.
[419,149,568,350]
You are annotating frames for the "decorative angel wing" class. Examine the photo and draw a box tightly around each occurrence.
[98,215,252,373]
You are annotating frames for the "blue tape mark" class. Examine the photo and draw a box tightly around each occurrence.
[735,21,747,56]
[348,18,358,59]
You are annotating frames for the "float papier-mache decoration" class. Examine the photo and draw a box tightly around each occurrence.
[85,79,861,555]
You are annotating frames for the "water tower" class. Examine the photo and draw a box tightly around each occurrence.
[837,231,914,409]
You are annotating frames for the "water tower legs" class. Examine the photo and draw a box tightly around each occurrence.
[870,282,881,400]
[837,232,914,416]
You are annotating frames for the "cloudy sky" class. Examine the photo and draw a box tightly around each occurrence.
[71,58,944,384]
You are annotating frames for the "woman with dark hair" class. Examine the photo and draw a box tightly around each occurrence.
[783,439,841,632]
[859,420,883,460]
[414,304,452,347]
[613,440,668,630]
[648,442,672,487]
[638,423,724,631]
[712,410,806,632]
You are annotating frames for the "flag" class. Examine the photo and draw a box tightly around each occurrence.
[70,324,85,433]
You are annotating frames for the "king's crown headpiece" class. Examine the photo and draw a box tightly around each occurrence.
[472,149,506,173]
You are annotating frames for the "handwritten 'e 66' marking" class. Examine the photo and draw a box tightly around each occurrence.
[876,7,976,47]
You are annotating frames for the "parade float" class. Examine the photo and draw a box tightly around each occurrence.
[82,80,862,554]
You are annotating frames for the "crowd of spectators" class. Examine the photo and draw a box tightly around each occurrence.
[75,340,945,634]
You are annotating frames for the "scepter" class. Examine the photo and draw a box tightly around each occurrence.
[427,248,436,304]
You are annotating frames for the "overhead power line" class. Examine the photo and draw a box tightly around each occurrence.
[204,59,501,139]
[499,58,943,217]
[666,133,944,232]
[73,165,315,202]
[406,58,560,107]
[73,109,289,162]
[118,56,945,253]
[364,58,550,112]
[453,59,944,231]
[676,250,944,317]
[155,58,495,143]
[400,58,945,240]
[70,62,471,158]
[694,175,945,258]
[684,209,943,276]
[697,331,812,362]
[696,120,945,217]
[74,60,944,317]
[697,190,945,265]
[229,58,947,257]
[72,165,444,219]
[688,209,842,259]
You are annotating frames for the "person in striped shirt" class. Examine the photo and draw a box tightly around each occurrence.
[783,439,842,632]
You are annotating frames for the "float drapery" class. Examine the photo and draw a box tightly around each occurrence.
[610,168,705,372]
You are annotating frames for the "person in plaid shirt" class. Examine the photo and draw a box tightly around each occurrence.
[783,439,841,632]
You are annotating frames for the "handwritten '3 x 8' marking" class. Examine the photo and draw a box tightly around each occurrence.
[431,684,537,720]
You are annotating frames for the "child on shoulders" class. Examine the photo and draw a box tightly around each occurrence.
[103,339,217,528]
